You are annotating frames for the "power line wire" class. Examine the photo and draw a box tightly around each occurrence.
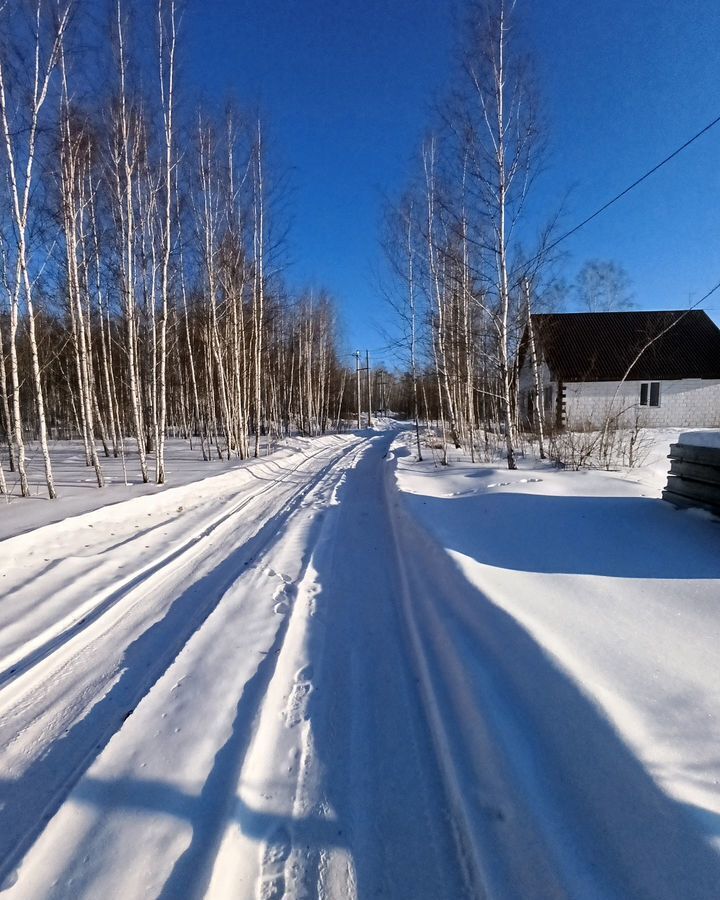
[687,277,720,310]
[538,112,720,261]
[358,117,720,362]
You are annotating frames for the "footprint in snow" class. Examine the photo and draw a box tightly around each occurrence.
[485,478,543,488]
[284,665,313,727]
[266,567,293,585]
[272,582,297,608]
[257,826,291,900]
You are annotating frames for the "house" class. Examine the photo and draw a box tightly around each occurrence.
[517,310,720,430]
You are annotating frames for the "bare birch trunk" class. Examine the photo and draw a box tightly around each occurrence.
[156,0,177,484]
[115,0,149,483]
[60,54,104,487]
[252,120,265,458]
[0,0,72,498]
[0,295,16,473]
[423,138,449,464]
[524,279,546,459]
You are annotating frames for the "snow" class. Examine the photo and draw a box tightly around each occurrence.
[2,423,719,897]
[679,429,720,449]
[0,425,466,898]
[0,434,319,541]
[390,426,720,897]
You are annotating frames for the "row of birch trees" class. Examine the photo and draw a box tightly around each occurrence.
[385,0,556,468]
[0,0,347,499]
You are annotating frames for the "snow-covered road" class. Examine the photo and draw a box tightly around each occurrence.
[2,426,720,898]
[0,429,468,898]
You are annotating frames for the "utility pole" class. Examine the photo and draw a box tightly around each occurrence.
[355,350,361,429]
[366,350,373,428]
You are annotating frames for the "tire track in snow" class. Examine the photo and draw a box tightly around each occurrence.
[250,445,375,900]
[222,432,466,900]
[0,437,365,888]
[384,446,568,898]
[155,440,370,900]
[0,439,356,693]
[0,441,355,766]
[4,430,467,898]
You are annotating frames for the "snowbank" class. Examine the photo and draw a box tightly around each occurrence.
[0,434,339,541]
[389,426,720,897]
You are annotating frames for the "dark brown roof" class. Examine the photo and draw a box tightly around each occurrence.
[529,310,720,382]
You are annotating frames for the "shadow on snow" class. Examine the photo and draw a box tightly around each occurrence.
[402,489,720,578]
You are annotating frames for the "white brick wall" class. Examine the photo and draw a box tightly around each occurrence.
[562,379,720,428]
[518,350,720,428]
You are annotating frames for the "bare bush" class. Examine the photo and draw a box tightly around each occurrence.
[548,410,652,471]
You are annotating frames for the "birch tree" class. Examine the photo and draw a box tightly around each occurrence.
[155,0,178,484]
[252,119,266,457]
[112,0,148,482]
[0,0,352,499]
[0,242,16,474]
[383,194,424,460]
[59,46,105,487]
[524,278,545,458]
[574,259,634,312]
[423,136,452,463]
[456,0,543,468]
[0,0,73,498]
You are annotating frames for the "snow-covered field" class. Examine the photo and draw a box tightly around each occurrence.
[0,435,289,540]
[1,424,719,898]
[391,426,720,898]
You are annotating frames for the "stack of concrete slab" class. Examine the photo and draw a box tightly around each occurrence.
[663,431,720,516]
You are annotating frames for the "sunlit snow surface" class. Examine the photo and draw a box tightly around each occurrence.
[393,426,720,897]
[1,424,719,898]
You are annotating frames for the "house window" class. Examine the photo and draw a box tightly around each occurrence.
[639,382,660,407]
[543,386,553,411]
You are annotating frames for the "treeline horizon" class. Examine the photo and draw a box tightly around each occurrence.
[382,0,647,468]
[0,0,357,500]
[0,0,649,501]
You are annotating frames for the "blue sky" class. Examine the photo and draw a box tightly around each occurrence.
[183,0,720,363]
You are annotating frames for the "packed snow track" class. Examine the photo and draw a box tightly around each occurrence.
[2,426,720,899]
[0,431,468,899]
